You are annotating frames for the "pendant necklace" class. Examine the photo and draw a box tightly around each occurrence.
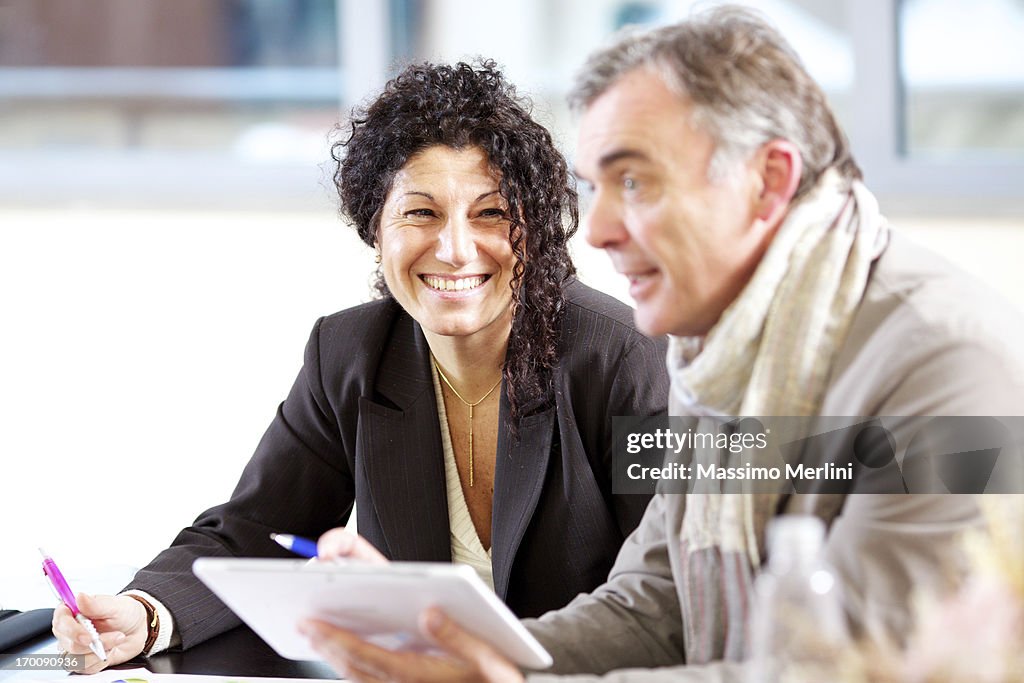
[432,357,501,487]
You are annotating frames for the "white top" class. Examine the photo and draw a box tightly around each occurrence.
[430,362,495,591]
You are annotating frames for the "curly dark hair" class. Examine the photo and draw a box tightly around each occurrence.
[332,60,578,423]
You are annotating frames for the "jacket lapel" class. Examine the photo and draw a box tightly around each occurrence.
[357,313,451,562]
[490,392,555,601]
[355,309,559,586]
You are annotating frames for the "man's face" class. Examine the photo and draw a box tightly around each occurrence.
[575,68,769,338]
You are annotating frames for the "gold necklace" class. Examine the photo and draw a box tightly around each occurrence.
[432,357,502,487]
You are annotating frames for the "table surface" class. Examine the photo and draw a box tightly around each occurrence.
[148,624,338,679]
[6,625,339,680]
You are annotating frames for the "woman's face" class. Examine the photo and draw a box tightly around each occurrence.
[377,145,517,342]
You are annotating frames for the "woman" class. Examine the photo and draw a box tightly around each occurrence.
[51,61,668,672]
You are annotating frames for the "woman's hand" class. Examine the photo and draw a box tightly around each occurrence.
[50,593,148,673]
[316,527,389,564]
[300,607,525,683]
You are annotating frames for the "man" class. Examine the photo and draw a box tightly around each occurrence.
[301,6,1024,681]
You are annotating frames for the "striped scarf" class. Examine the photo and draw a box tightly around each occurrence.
[668,169,889,663]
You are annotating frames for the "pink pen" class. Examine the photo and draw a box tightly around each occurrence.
[39,548,107,661]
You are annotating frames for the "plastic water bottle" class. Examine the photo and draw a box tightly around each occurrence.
[746,515,849,683]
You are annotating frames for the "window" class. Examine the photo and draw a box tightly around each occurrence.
[1,0,1021,210]
[849,0,1024,208]
[899,0,1024,161]
[0,0,342,207]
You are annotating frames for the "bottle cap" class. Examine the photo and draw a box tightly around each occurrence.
[766,515,825,561]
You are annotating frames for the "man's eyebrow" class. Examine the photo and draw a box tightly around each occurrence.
[573,149,651,180]
[597,149,651,169]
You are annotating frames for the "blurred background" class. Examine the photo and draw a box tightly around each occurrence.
[2,0,1023,607]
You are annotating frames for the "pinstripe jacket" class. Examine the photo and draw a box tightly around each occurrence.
[126,279,668,650]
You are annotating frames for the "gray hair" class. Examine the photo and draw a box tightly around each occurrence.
[569,5,861,199]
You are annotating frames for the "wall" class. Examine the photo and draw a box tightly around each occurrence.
[2,205,1022,609]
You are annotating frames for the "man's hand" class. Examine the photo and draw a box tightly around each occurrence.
[299,607,525,683]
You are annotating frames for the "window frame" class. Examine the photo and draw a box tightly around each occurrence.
[2,0,1021,211]
[847,0,1024,211]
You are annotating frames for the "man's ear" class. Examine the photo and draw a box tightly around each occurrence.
[753,140,802,224]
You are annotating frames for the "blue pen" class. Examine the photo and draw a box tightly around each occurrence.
[270,533,319,558]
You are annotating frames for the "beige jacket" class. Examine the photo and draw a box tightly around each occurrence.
[524,233,1024,682]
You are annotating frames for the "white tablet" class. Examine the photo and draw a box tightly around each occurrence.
[192,558,553,670]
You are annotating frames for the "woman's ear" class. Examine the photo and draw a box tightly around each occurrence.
[753,140,802,224]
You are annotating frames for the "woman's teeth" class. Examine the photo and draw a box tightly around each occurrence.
[423,275,487,292]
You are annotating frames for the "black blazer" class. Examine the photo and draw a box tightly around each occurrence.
[127,280,669,649]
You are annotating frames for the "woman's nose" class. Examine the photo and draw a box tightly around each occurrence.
[436,215,478,266]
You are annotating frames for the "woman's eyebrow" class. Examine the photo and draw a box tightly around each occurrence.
[401,191,435,200]
[400,191,500,201]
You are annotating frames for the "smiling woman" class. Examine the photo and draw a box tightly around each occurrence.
[377,145,519,524]
[336,61,585,428]
[378,146,517,347]
[51,60,670,673]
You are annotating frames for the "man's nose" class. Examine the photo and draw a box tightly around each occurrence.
[436,215,478,266]
[583,190,627,250]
